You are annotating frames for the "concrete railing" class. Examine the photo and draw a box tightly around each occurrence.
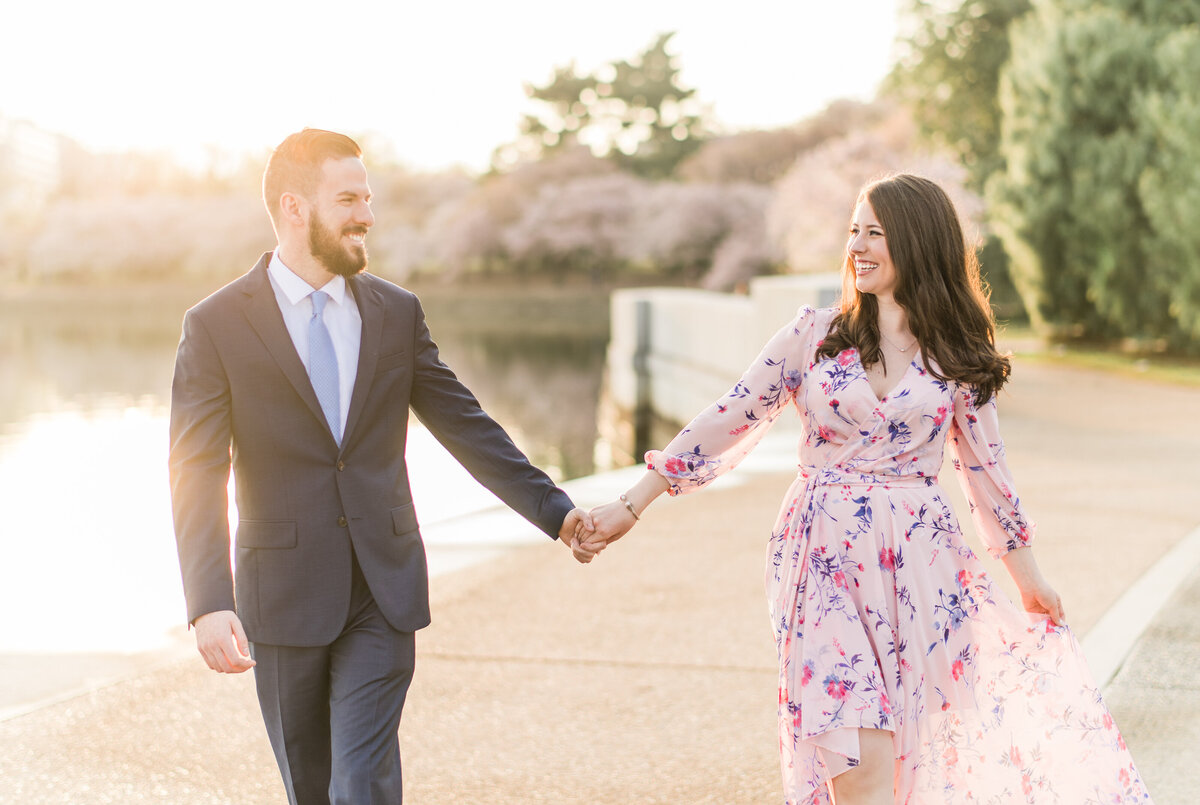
[599,273,841,465]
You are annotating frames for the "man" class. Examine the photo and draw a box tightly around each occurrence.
[169,128,596,804]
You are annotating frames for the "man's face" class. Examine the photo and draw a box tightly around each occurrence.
[306,157,375,277]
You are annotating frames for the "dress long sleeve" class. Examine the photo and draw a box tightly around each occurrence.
[646,306,818,496]
[946,383,1035,558]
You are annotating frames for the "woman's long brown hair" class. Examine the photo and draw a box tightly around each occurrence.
[815,173,1010,405]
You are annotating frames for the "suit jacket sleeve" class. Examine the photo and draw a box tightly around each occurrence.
[406,297,574,539]
[168,308,236,624]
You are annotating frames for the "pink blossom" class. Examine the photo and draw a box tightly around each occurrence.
[824,675,849,700]
[951,660,964,681]
[879,548,896,571]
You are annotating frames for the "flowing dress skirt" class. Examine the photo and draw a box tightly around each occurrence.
[647,306,1153,803]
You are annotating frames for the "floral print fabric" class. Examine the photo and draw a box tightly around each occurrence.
[646,306,1151,804]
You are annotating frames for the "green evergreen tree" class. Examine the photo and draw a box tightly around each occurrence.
[1137,28,1200,345]
[889,0,1032,192]
[889,0,1034,322]
[988,0,1200,344]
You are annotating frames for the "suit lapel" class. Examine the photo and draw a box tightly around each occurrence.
[240,256,331,437]
[343,273,383,448]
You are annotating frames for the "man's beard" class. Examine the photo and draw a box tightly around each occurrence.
[308,210,368,277]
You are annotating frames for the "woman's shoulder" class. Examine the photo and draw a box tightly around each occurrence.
[789,304,838,330]
[795,306,839,345]
[780,305,838,357]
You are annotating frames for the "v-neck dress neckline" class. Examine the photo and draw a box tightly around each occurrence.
[861,349,919,404]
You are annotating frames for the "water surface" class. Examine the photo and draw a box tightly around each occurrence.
[0,286,607,655]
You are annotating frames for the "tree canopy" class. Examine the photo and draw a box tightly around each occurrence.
[888,0,1032,192]
[988,0,1200,347]
[493,33,709,179]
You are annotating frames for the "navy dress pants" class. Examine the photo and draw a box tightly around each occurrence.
[251,556,416,805]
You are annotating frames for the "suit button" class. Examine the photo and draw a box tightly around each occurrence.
[336,461,345,471]
[337,515,348,527]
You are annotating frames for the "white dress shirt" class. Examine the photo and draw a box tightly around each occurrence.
[267,250,362,439]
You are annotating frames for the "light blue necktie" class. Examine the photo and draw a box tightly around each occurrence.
[308,290,341,444]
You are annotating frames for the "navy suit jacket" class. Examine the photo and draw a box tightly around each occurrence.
[169,253,573,646]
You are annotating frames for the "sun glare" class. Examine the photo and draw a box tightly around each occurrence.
[0,2,896,173]
[0,404,185,653]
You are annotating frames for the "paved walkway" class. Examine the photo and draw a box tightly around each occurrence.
[1,361,1198,803]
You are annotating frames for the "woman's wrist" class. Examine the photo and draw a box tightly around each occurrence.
[1001,545,1041,588]
[619,494,641,521]
[621,470,671,518]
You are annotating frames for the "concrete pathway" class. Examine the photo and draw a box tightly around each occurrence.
[1,360,1198,803]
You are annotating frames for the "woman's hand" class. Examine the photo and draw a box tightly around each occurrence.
[574,470,672,553]
[1002,546,1067,626]
[1018,577,1067,627]
[578,499,639,550]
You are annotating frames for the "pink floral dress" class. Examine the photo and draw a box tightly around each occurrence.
[646,307,1152,804]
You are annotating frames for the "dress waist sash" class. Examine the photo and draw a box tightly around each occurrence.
[800,467,935,489]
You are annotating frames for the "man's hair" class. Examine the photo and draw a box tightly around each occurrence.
[262,128,362,225]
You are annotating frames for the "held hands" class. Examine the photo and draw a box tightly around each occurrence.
[558,500,637,563]
[193,610,256,673]
[570,471,671,559]
[559,507,601,563]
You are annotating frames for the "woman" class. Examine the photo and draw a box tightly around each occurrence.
[583,174,1151,804]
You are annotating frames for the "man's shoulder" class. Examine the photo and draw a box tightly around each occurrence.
[186,253,271,319]
[354,271,424,313]
[356,271,417,301]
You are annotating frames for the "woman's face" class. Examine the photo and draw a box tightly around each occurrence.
[847,200,898,300]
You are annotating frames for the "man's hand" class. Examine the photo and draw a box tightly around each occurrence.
[559,507,600,563]
[194,610,256,673]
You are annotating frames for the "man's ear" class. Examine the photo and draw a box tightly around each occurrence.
[279,192,307,228]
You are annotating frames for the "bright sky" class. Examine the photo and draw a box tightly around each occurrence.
[1,1,898,173]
